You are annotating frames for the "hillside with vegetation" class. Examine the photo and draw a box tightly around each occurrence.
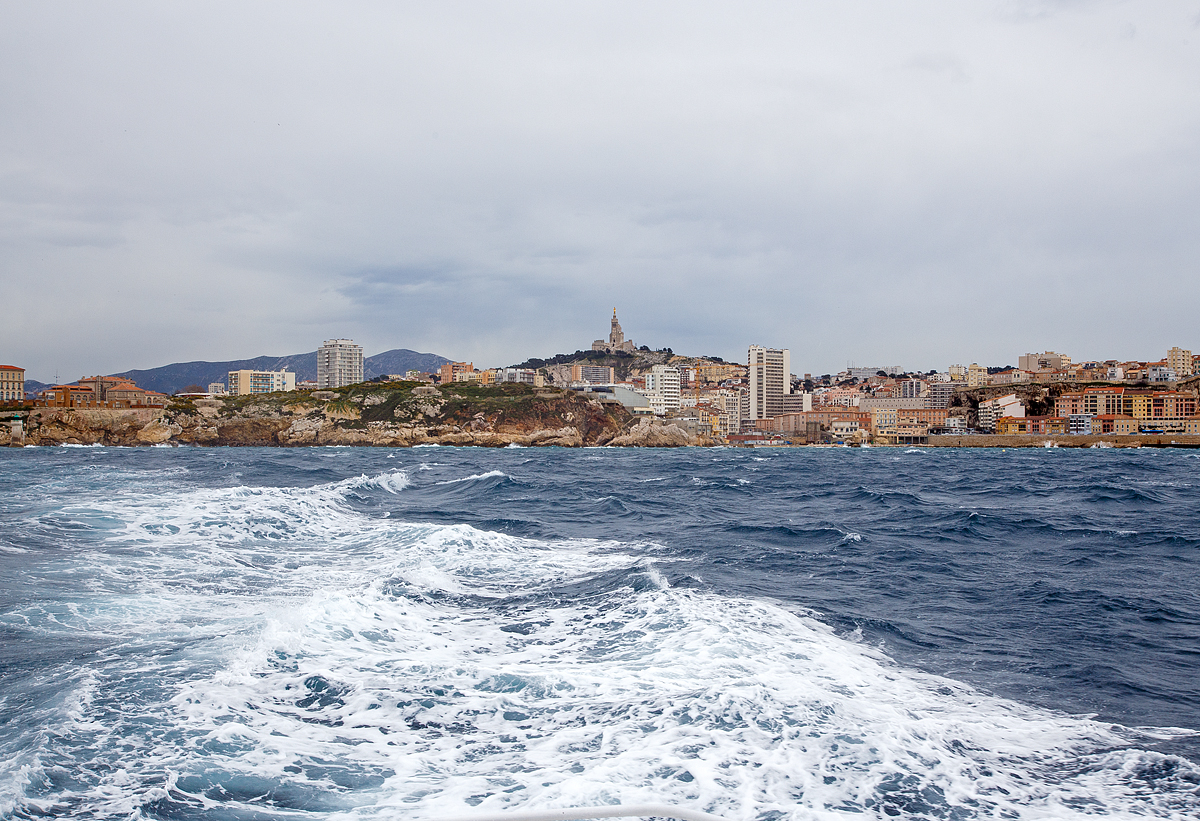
[12,381,689,447]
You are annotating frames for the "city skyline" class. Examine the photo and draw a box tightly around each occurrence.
[7,328,1198,388]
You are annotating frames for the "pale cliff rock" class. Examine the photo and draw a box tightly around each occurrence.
[609,419,703,447]
[15,383,693,448]
[134,418,182,444]
[26,408,161,446]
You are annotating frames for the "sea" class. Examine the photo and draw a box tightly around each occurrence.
[1,445,1198,820]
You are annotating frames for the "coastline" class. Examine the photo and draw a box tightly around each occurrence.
[7,405,1200,449]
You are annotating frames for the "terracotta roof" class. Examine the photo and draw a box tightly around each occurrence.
[0,365,23,371]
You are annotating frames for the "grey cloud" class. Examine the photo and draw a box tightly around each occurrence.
[2,1,1199,380]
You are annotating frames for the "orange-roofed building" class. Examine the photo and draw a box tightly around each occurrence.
[0,365,24,403]
[39,385,99,408]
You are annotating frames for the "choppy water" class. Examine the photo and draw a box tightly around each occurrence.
[1,446,1198,820]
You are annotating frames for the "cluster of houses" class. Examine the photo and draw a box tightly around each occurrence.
[539,332,1200,444]
[1006,386,1200,436]
[2,371,170,410]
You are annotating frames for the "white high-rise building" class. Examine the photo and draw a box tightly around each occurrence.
[317,339,364,389]
[642,365,681,415]
[747,345,790,421]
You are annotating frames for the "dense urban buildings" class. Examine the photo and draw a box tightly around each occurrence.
[11,305,1200,446]
[317,339,364,389]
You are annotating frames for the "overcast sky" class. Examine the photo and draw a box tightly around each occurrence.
[3,1,1199,381]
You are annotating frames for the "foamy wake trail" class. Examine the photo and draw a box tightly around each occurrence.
[10,470,1198,821]
[164,582,1199,821]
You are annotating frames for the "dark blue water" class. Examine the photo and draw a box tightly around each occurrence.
[1,446,1198,819]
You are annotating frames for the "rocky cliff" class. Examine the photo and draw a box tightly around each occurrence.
[4,382,709,448]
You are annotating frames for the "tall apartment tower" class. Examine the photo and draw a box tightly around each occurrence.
[643,364,682,415]
[747,345,791,421]
[317,339,364,389]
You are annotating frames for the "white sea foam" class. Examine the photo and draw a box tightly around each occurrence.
[347,470,412,494]
[158,580,1197,821]
[434,470,509,485]
[7,469,1198,821]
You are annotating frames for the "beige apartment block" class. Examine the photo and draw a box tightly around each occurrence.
[1019,352,1071,372]
[966,363,988,387]
[1167,347,1194,377]
[0,365,24,402]
[228,369,296,396]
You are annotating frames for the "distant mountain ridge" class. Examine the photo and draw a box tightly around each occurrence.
[105,349,450,395]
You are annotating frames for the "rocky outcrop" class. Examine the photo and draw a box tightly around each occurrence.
[13,383,691,447]
[608,419,706,447]
[24,408,165,446]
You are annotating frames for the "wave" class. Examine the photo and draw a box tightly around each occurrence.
[5,449,1200,820]
[27,576,1189,820]
[434,469,510,486]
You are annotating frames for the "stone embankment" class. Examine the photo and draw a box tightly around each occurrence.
[0,382,708,448]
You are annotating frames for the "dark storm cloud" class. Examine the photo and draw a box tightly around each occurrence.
[2,1,1199,379]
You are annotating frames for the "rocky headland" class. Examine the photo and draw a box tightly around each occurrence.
[2,382,712,448]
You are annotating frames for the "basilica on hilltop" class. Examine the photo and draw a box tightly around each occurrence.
[591,309,637,354]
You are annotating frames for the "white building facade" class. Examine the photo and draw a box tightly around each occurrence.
[977,393,1025,432]
[317,339,364,389]
[747,345,790,422]
[642,365,682,415]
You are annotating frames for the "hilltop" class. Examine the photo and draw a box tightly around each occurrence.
[514,347,730,384]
